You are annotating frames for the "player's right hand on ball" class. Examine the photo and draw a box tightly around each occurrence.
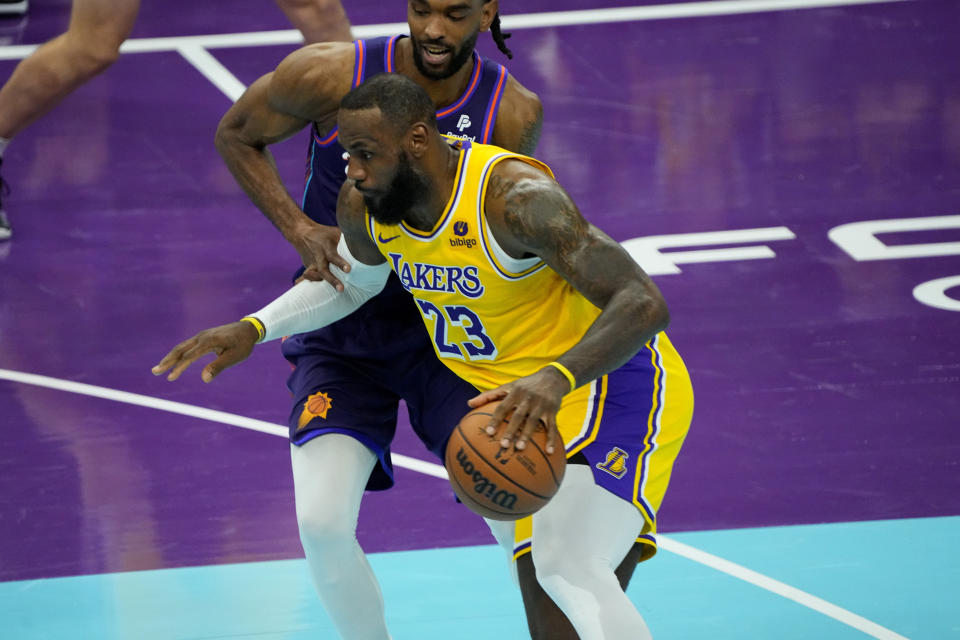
[468,368,567,455]
[151,321,258,383]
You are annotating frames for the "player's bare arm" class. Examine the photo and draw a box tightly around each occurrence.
[492,162,669,370]
[473,160,669,452]
[215,43,357,286]
[491,74,543,155]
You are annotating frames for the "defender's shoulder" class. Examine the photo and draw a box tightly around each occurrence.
[492,73,543,155]
[269,42,357,118]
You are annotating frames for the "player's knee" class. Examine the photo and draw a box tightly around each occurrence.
[533,545,610,591]
[296,505,354,550]
[83,43,122,74]
[62,33,123,76]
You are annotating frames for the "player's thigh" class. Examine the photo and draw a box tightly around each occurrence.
[400,348,479,461]
[290,434,378,529]
[531,465,644,570]
[68,0,140,45]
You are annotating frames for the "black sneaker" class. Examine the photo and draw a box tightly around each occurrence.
[0,1,28,16]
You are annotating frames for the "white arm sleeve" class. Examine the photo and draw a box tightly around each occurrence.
[253,235,391,342]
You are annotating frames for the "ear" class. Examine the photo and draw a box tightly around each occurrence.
[406,122,430,157]
[478,0,498,33]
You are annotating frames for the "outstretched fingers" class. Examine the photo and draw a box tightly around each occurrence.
[200,348,242,383]
[151,337,208,381]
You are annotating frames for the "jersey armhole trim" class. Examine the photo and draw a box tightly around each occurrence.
[476,153,548,279]
[481,65,507,144]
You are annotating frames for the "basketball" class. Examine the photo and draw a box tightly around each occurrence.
[444,401,566,521]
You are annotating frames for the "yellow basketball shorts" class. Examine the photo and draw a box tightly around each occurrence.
[512,332,693,563]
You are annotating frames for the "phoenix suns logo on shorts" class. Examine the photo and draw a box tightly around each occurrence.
[297,391,333,430]
[596,447,629,479]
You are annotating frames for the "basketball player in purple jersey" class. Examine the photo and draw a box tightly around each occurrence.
[202,1,640,637]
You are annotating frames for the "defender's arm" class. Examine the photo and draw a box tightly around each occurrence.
[215,43,357,282]
[253,181,388,341]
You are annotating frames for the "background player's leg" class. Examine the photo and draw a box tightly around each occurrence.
[516,554,578,640]
[274,0,352,44]
[0,0,140,239]
[615,541,643,589]
[530,465,652,640]
[0,0,140,140]
[291,434,392,640]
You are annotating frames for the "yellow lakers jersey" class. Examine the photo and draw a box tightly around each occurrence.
[366,140,604,391]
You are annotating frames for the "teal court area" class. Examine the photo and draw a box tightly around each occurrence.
[3,516,955,639]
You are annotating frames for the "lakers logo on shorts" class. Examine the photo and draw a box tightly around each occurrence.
[596,447,629,479]
[297,391,333,430]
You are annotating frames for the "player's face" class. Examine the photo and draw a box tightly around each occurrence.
[362,151,430,225]
[340,109,429,225]
[407,0,488,79]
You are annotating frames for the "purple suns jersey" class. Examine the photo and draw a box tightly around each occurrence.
[286,35,509,356]
[300,35,508,227]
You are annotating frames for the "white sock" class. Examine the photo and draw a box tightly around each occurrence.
[0,136,9,157]
[291,434,393,640]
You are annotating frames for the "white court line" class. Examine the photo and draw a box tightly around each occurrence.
[0,0,909,60]
[177,44,248,102]
[657,535,910,639]
[0,368,449,480]
[0,367,915,637]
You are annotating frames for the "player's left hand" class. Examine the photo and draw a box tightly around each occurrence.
[151,321,259,383]
[468,367,570,454]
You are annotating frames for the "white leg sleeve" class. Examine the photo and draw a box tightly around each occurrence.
[530,465,653,640]
[484,517,520,587]
[291,434,392,640]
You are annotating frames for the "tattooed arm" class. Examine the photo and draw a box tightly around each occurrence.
[473,160,669,451]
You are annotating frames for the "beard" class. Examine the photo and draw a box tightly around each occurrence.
[410,30,479,80]
[362,152,431,226]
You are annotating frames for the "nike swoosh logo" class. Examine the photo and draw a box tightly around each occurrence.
[378,233,401,243]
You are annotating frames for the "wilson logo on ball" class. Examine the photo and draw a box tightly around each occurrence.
[445,401,566,521]
[453,447,519,510]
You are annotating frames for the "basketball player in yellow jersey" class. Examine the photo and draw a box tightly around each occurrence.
[155,74,693,639]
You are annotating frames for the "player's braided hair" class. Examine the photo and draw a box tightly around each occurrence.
[486,3,513,59]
